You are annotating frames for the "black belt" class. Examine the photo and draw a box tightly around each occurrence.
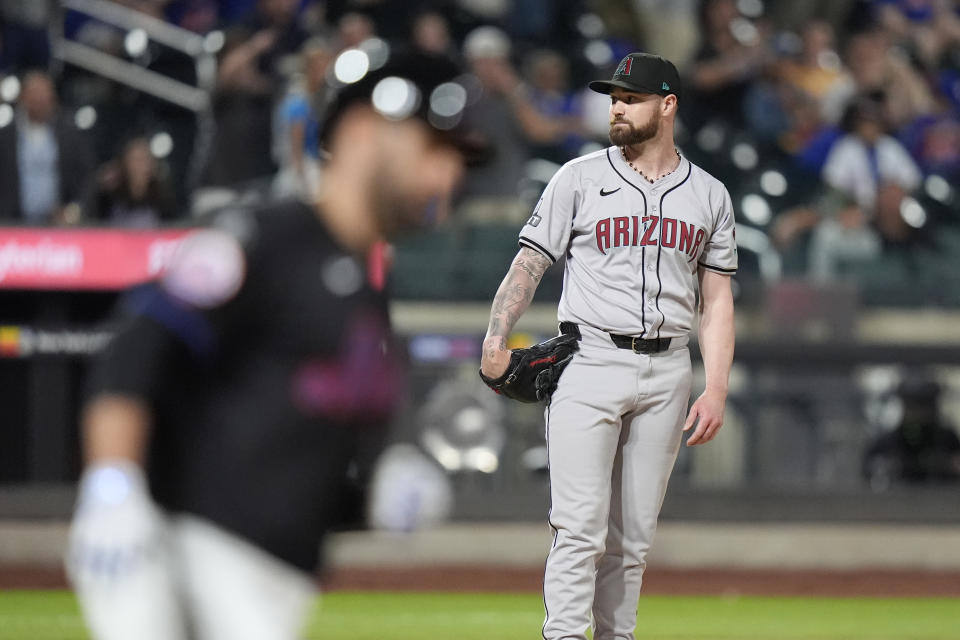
[560,321,672,354]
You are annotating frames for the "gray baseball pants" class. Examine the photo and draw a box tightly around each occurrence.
[542,323,691,640]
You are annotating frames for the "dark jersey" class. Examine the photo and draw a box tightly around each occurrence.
[88,199,402,571]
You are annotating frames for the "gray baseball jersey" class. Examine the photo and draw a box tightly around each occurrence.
[519,147,737,337]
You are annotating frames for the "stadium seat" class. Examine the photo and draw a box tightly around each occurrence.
[391,226,462,299]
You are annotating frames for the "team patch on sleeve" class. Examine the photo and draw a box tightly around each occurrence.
[161,229,246,309]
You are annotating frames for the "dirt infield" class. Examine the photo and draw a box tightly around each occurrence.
[4,564,960,597]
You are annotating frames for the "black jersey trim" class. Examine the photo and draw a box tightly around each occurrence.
[606,148,649,334]
[653,161,693,339]
[698,262,738,274]
[519,237,557,263]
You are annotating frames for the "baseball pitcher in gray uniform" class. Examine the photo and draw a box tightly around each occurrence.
[480,53,737,639]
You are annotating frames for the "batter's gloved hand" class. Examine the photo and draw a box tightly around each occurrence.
[479,334,579,403]
[66,461,165,585]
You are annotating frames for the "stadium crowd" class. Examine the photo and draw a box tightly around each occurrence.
[0,0,958,302]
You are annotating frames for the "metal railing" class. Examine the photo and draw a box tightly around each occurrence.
[54,0,218,110]
[55,39,210,111]
[51,0,219,185]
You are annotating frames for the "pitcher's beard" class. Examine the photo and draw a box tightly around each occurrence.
[609,116,659,146]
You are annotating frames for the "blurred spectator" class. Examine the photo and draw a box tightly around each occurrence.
[83,137,178,228]
[0,0,51,73]
[410,10,458,60]
[0,71,95,225]
[200,27,279,188]
[629,0,700,69]
[774,96,924,280]
[821,27,936,132]
[459,27,583,222]
[863,376,960,490]
[766,0,860,38]
[749,20,852,162]
[338,11,376,48]
[771,86,827,157]
[687,0,774,128]
[238,0,310,72]
[273,37,336,198]
[898,83,960,179]
[588,0,645,52]
[742,70,801,152]
[457,25,535,223]
[519,48,588,162]
[822,97,922,222]
[776,20,849,124]
[872,0,960,72]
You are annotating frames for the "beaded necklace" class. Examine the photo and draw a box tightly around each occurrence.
[620,146,681,184]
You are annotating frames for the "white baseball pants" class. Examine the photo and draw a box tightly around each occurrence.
[542,324,691,640]
[72,514,315,640]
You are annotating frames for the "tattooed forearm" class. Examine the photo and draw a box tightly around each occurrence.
[484,335,507,363]
[487,281,534,337]
[515,248,551,283]
[484,248,552,343]
[517,247,551,280]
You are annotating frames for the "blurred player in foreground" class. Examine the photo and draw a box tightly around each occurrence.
[66,50,484,640]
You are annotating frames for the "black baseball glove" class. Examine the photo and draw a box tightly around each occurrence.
[479,334,579,403]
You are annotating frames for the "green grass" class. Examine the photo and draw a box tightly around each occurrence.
[0,591,957,639]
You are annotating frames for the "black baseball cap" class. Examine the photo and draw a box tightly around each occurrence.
[320,45,491,166]
[588,52,681,102]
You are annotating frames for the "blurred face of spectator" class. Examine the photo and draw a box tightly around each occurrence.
[470,55,509,89]
[20,73,57,124]
[845,31,889,86]
[802,21,834,60]
[259,0,298,25]
[705,0,738,33]
[527,52,568,93]
[463,26,512,88]
[339,13,375,48]
[922,120,960,168]
[304,47,333,90]
[122,139,155,193]
[853,113,884,144]
[608,88,662,146]
[412,13,451,55]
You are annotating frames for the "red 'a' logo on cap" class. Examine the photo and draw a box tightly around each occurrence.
[615,57,632,77]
